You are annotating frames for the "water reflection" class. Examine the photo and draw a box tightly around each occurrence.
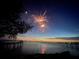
[22,42,79,56]
[40,44,47,54]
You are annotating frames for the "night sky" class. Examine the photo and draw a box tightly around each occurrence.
[20,0,79,38]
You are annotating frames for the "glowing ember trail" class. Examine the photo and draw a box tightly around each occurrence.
[32,11,48,32]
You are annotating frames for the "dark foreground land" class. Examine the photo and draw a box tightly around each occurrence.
[0,52,79,59]
[0,40,79,59]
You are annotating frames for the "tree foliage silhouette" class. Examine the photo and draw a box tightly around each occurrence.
[0,0,32,39]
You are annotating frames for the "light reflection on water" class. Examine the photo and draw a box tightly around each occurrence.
[22,42,79,56]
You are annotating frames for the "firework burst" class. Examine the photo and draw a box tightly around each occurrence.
[32,10,48,32]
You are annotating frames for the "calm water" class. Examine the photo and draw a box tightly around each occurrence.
[22,42,79,56]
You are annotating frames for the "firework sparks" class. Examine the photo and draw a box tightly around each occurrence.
[32,11,48,32]
[25,11,28,14]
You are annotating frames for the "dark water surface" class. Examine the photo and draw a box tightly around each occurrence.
[22,42,79,56]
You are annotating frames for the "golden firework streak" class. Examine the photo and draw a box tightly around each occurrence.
[32,11,48,32]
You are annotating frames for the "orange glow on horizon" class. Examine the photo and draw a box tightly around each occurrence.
[17,37,79,43]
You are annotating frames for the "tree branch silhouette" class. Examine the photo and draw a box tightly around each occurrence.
[0,0,33,39]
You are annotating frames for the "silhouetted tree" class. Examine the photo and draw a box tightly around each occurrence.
[0,0,33,40]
